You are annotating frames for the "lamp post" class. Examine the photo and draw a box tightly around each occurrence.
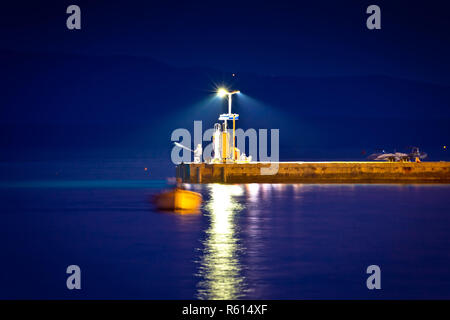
[217,88,240,161]
[218,88,240,114]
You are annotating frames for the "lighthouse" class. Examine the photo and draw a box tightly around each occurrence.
[213,88,242,163]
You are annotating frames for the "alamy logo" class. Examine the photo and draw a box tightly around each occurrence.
[170,121,280,175]
[366,5,381,30]
[66,5,81,30]
[366,265,381,290]
[66,265,81,290]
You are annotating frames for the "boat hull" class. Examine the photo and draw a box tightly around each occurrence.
[152,188,202,212]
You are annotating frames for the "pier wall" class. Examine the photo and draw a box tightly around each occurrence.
[176,162,450,184]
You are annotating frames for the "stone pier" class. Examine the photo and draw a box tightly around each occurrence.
[176,161,450,184]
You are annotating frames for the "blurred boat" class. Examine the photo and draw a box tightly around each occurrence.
[152,188,202,213]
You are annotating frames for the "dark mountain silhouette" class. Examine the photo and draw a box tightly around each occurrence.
[1,50,449,163]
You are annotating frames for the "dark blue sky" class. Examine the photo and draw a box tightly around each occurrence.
[1,0,450,84]
[1,1,450,162]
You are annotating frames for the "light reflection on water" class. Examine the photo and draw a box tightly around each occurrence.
[192,183,431,299]
[2,178,450,299]
[195,184,247,300]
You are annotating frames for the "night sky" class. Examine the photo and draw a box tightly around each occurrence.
[2,1,450,83]
[1,1,449,166]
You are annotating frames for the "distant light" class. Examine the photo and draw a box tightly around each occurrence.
[232,73,235,77]
[217,88,228,98]
[444,146,447,150]
[144,167,148,171]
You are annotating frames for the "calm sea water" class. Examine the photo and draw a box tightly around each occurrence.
[1,176,450,299]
